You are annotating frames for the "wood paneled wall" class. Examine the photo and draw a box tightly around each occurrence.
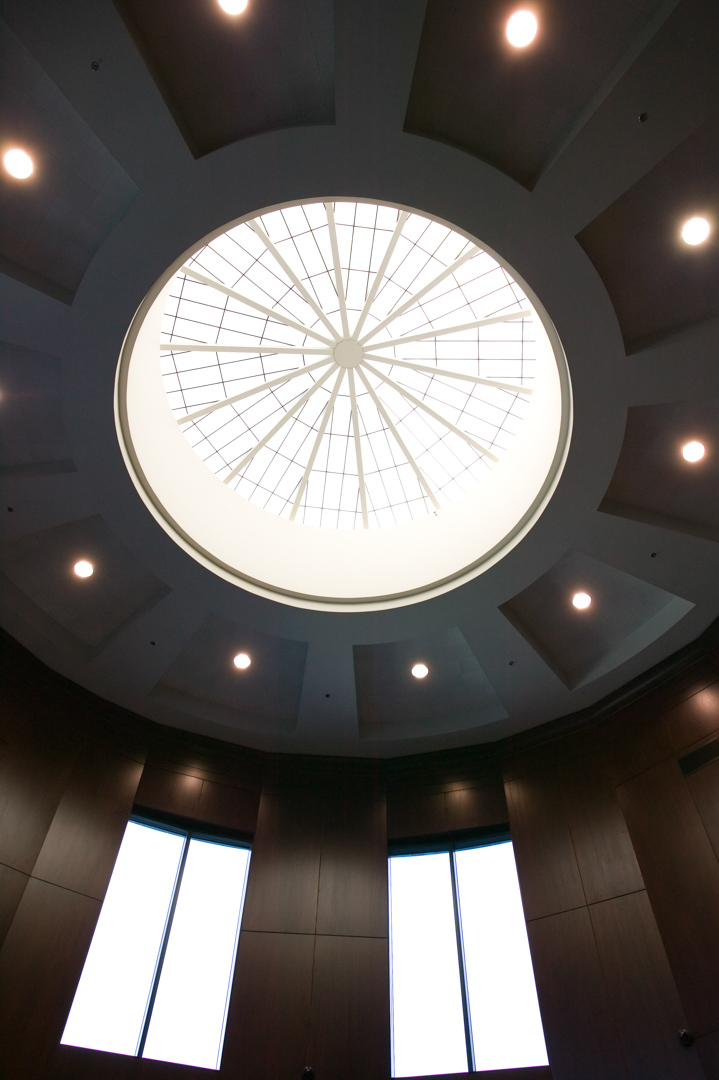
[1,627,719,1080]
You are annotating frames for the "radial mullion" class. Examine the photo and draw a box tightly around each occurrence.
[223,364,337,483]
[324,202,350,338]
[362,360,499,462]
[289,368,346,521]
[358,245,479,345]
[247,220,341,341]
[161,343,332,356]
[181,265,335,347]
[372,310,531,350]
[356,367,440,510]
[348,368,369,529]
[177,357,334,425]
[353,211,409,339]
[362,353,532,395]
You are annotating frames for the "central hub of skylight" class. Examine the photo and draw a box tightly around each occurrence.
[333,338,364,368]
[117,198,571,610]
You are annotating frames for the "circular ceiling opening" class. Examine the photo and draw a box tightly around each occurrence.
[116,199,572,611]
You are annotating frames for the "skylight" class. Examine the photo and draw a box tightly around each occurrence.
[160,202,535,531]
[117,198,571,610]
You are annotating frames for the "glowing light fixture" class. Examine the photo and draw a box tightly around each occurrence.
[218,0,248,13]
[572,592,591,610]
[411,663,429,679]
[681,217,710,245]
[3,148,33,179]
[74,560,94,578]
[233,652,251,669]
[506,10,538,47]
[682,440,705,462]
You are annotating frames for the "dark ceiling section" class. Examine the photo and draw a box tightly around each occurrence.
[500,549,693,689]
[577,110,719,352]
[600,403,719,541]
[354,627,507,742]
[151,614,308,734]
[0,515,170,661]
[0,20,139,303]
[0,340,75,480]
[114,0,334,158]
[403,0,667,190]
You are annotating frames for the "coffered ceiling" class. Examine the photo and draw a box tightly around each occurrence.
[0,0,717,757]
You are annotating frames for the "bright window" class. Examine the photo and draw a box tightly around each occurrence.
[388,836,548,1077]
[61,815,251,1070]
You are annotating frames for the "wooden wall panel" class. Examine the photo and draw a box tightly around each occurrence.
[241,790,322,934]
[53,1045,139,1079]
[220,930,314,1080]
[197,780,260,833]
[0,862,28,949]
[694,1028,719,1080]
[386,790,446,838]
[308,935,390,1080]
[526,908,627,1080]
[0,740,76,873]
[505,769,585,920]
[589,891,703,1079]
[663,681,719,752]
[401,1070,552,1080]
[687,758,719,860]
[600,704,676,787]
[0,878,100,1080]
[134,765,202,818]
[32,745,143,900]
[618,758,719,1034]
[560,753,644,905]
[316,793,387,938]
[444,779,508,831]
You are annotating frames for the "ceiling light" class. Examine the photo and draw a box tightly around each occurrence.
[572,592,591,610]
[411,663,429,679]
[218,0,248,13]
[681,217,710,245]
[506,10,537,47]
[74,560,93,578]
[682,440,705,462]
[3,148,33,179]
[233,652,251,669]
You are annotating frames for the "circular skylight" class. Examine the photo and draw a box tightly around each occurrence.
[117,199,571,611]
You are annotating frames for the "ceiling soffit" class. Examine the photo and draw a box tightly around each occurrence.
[0,18,138,302]
[113,0,334,158]
[403,0,672,190]
[578,110,719,352]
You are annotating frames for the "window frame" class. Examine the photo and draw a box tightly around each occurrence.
[63,805,253,1065]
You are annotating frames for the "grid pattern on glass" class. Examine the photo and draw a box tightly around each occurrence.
[61,817,251,1071]
[160,201,536,530]
[388,840,548,1077]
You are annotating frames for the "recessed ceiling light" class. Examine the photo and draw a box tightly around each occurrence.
[218,0,248,13]
[411,663,429,679]
[682,440,705,462]
[233,652,251,669]
[681,217,710,245]
[506,10,538,47]
[74,560,94,578]
[3,148,33,179]
[572,592,591,609]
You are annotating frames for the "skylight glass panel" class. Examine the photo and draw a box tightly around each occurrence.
[160,200,536,531]
[455,842,548,1070]
[389,853,468,1077]
[142,839,251,1069]
[61,821,184,1055]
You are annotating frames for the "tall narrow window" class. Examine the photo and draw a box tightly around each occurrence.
[61,814,251,1070]
[389,835,547,1077]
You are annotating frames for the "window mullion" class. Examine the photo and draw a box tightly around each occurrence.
[449,849,475,1072]
[136,830,191,1058]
